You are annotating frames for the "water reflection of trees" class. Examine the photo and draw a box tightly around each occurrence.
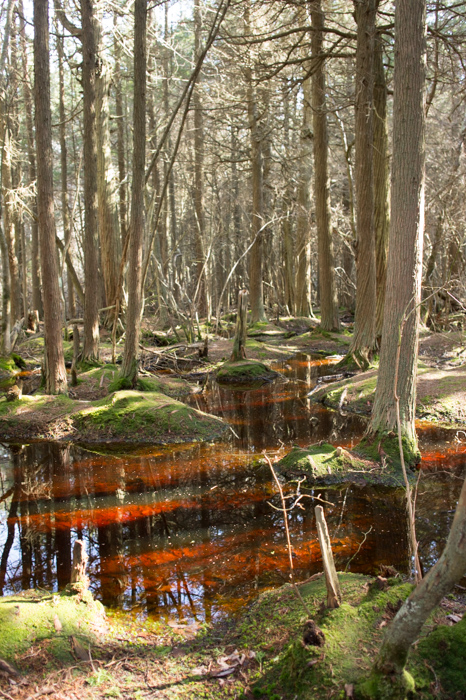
[0,441,421,622]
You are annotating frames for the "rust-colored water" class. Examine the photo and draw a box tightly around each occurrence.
[0,354,465,622]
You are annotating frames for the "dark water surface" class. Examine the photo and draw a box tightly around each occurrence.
[1,354,465,623]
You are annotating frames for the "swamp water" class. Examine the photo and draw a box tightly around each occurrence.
[0,354,465,623]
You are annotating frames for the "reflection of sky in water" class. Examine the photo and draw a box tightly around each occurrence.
[0,354,465,622]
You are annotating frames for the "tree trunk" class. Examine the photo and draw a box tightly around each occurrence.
[96,52,121,326]
[19,0,42,318]
[367,0,426,461]
[80,0,100,361]
[245,5,266,324]
[373,29,390,340]
[348,0,377,364]
[311,0,339,331]
[56,27,74,322]
[120,0,146,386]
[193,0,208,318]
[113,13,127,247]
[296,74,313,317]
[366,473,466,698]
[2,130,21,325]
[0,225,11,354]
[231,289,248,362]
[34,0,67,394]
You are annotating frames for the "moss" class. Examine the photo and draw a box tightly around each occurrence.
[137,375,192,397]
[0,588,107,668]
[408,614,466,698]
[0,355,19,375]
[238,574,416,700]
[216,359,278,385]
[356,434,421,471]
[73,390,226,443]
[276,443,403,487]
[358,670,416,700]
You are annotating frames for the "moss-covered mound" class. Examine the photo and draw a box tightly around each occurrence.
[0,389,226,444]
[216,359,278,385]
[310,361,466,429]
[73,390,226,444]
[0,588,107,669]
[231,573,466,700]
[277,442,407,487]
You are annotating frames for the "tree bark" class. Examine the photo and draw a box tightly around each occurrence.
[373,29,390,339]
[348,0,377,363]
[120,0,146,386]
[34,0,67,394]
[368,0,426,459]
[80,0,100,361]
[231,289,248,362]
[96,50,121,326]
[311,0,339,331]
[296,74,313,317]
[193,0,208,317]
[245,4,266,324]
[19,0,42,318]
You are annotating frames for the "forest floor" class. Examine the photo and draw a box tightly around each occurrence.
[1,318,465,441]
[1,572,465,700]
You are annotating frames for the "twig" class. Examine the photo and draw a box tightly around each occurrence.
[264,453,312,616]
[344,526,373,572]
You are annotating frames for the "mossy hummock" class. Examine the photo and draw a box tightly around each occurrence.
[277,442,406,487]
[216,359,278,385]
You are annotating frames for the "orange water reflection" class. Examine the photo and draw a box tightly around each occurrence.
[1,355,465,622]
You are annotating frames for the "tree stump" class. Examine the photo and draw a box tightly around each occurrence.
[230,289,248,362]
[71,540,88,589]
[315,505,342,608]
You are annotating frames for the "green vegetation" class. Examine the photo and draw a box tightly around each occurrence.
[216,359,278,384]
[277,442,406,487]
[0,588,106,666]
[74,390,226,443]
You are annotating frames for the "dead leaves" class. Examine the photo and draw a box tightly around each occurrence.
[191,649,256,680]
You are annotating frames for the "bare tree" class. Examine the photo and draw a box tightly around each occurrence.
[34,0,67,394]
[120,0,147,386]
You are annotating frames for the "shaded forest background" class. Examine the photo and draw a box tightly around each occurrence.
[0,0,465,357]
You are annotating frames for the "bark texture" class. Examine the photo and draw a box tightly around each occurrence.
[311,0,339,331]
[230,289,248,362]
[296,73,312,317]
[34,0,67,394]
[373,29,390,339]
[81,0,100,360]
[121,0,146,386]
[369,0,426,450]
[349,0,377,361]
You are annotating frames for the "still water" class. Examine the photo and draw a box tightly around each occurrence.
[0,354,465,622]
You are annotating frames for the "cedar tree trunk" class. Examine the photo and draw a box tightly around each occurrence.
[368,0,426,462]
[34,0,67,394]
[120,0,146,386]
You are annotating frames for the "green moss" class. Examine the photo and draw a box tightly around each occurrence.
[137,375,192,397]
[276,443,402,486]
[0,588,106,668]
[216,359,277,385]
[73,390,226,443]
[0,355,18,375]
[238,574,416,700]
[408,614,466,698]
[356,434,421,471]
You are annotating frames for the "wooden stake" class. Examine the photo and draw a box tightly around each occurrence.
[71,540,88,588]
[315,505,341,608]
